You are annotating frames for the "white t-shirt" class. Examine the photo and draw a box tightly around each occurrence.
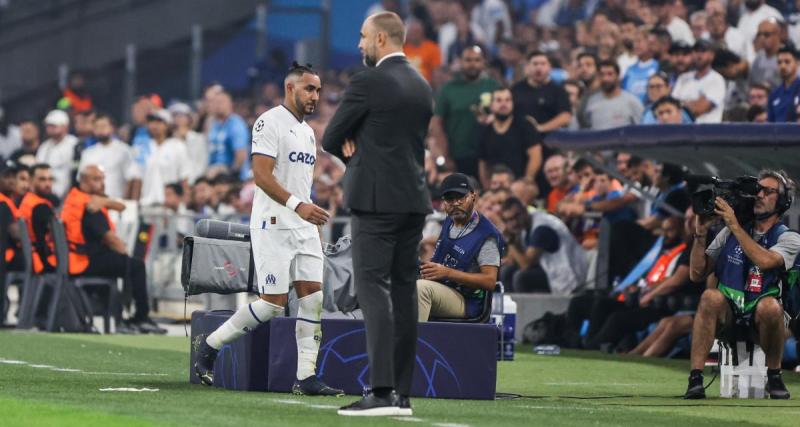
[140,138,191,206]
[724,26,755,64]
[737,4,783,44]
[250,105,317,230]
[667,17,695,46]
[79,139,140,200]
[36,134,79,198]
[672,69,727,123]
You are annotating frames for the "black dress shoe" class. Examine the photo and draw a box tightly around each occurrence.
[133,317,167,335]
[395,394,412,416]
[338,392,407,416]
[767,371,791,399]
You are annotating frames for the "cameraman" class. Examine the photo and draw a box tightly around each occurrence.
[685,170,799,399]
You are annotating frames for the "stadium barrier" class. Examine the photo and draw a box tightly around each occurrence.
[189,310,498,400]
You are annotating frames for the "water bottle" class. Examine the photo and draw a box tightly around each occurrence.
[533,344,561,356]
[492,295,516,361]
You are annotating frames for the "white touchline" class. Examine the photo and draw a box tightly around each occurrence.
[0,357,168,376]
[432,423,472,427]
[392,417,426,422]
[99,388,159,392]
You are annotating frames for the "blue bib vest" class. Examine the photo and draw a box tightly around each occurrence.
[715,222,787,313]
[431,213,506,317]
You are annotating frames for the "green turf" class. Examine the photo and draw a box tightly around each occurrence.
[1,331,799,426]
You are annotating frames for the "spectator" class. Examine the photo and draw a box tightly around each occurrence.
[563,79,584,129]
[689,10,708,42]
[207,91,249,180]
[430,45,498,178]
[622,27,661,103]
[653,96,685,124]
[404,18,442,83]
[501,197,588,295]
[139,110,191,206]
[476,87,543,190]
[59,72,93,113]
[169,102,208,183]
[417,173,503,321]
[649,28,675,76]
[642,72,692,124]
[544,153,572,213]
[0,106,21,161]
[749,18,784,88]
[581,60,644,129]
[706,2,754,64]
[640,162,691,231]
[672,40,726,123]
[737,0,783,45]
[767,45,800,122]
[441,5,481,66]
[650,0,694,45]
[163,183,194,237]
[488,165,514,191]
[496,39,525,84]
[35,110,78,199]
[129,94,157,168]
[470,0,512,51]
[576,52,600,94]
[78,114,139,200]
[510,177,538,209]
[8,120,40,166]
[665,40,694,84]
[748,82,771,108]
[511,51,572,134]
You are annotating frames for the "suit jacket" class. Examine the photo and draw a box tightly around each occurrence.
[322,56,433,214]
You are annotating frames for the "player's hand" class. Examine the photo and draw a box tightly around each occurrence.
[295,202,330,225]
[420,262,451,281]
[343,138,356,158]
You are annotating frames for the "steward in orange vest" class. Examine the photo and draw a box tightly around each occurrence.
[61,165,164,334]
[18,164,59,273]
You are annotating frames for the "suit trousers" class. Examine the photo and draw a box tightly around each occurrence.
[351,211,426,395]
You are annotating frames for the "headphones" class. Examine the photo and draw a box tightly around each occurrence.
[769,171,794,215]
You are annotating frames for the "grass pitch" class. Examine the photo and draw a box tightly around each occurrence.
[1,331,799,426]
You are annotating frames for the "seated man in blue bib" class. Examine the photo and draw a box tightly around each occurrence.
[417,173,505,321]
[685,169,800,400]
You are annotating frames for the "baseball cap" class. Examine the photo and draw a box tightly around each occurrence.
[168,102,193,116]
[44,109,70,127]
[147,108,173,125]
[440,173,475,196]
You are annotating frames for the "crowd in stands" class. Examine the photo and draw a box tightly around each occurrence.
[1,0,798,347]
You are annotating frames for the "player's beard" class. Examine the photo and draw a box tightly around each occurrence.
[295,93,315,115]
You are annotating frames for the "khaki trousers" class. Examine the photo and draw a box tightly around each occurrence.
[416,279,466,322]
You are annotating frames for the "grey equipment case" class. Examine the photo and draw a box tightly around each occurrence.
[181,219,255,296]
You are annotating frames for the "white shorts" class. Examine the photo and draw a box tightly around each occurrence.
[251,226,324,295]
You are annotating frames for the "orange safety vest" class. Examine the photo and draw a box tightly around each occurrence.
[0,192,20,263]
[62,88,93,113]
[18,192,57,273]
[61,187,115,275]
[617,242,687,302]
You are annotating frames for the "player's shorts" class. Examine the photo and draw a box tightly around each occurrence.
[251,226,323,295]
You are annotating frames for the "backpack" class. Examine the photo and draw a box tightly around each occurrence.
[34,280,95,333]
[523,312,566,346]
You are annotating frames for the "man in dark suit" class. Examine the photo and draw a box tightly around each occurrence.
[322,11,433,417]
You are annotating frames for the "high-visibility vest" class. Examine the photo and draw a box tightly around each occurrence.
[60,187,114,274]
[0,192,19,263]
[18,192,57,273]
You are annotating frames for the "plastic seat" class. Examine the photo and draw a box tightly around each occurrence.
[429,282,503,324]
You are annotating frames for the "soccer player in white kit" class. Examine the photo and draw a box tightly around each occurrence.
[194,63,343,396]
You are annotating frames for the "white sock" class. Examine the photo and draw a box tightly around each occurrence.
[206,299,283,350]
[295,291,323,380]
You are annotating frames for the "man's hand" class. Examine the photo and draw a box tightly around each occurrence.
[420,262,451,281]
[295,202,331,226]
[714,197,739,231]
[343,138,357,158]
[694,210,716,237]
[639,290,654,307]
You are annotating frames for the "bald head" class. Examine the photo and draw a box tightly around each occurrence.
[79,165,106,195]
[368,12,406,46]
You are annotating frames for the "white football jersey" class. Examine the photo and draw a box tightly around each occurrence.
[250,105,317,230]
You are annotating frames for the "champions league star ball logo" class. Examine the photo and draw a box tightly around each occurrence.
[316,328,462,397]
[255,119,264,132]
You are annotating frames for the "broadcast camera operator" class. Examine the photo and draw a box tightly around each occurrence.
[685,170,799,399]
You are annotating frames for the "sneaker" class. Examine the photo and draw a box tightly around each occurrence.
[766,371,791,399]
[116,319,139,334]
[292,375,345,396]
[684,372,705,399]
[338,392,405,416]
[193,335,218,386]
[133,317,167,335]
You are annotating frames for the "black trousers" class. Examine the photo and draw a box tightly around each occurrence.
[83,251,150,320]
[587,306,668,349]
[351,211,426,395]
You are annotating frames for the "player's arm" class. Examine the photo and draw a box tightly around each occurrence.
[251,154,330,226]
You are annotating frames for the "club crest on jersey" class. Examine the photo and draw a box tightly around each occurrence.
[265,274,277,286]
[289,151,316,165]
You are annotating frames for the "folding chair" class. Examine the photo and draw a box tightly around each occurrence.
[3,219,32,323]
